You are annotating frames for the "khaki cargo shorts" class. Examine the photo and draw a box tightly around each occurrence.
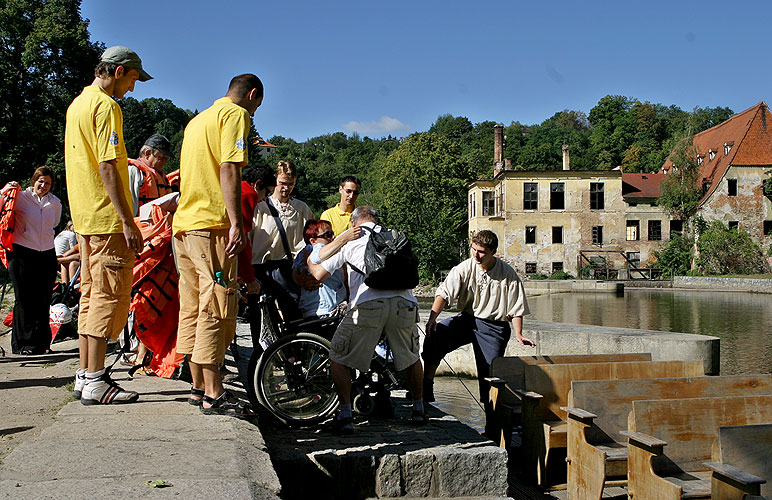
[77,233,135,340]
[330,296,420,372]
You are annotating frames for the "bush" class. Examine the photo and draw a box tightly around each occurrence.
[529,273,549,280]
[653,233,693,276]
[549,270,575,280]
[695,221,769,275]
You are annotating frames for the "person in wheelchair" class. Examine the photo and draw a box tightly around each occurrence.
[292,220,349,320]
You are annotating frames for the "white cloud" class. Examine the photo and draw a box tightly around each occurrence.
[342,115,410,136]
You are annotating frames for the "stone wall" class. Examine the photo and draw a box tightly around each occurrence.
[674,275,772,293]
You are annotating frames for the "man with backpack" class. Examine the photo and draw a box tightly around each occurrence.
[421,230,535,436]
[308,205,426,433]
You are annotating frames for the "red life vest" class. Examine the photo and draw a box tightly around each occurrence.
[129,205,180,378]
[0,186,20,267]
[129,158,173,206]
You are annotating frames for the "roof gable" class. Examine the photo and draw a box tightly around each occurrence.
[661,102,772,204]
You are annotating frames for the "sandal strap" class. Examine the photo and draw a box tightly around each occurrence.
[190,387,205,397]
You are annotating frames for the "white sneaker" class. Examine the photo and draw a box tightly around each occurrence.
[81,372,139,405]
[73,370,86,399]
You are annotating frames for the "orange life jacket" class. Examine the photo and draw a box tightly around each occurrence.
[129,205,180,378]
[129,158,173,206]
[0,186,20,267]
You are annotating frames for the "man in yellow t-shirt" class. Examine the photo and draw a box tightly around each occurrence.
[64,46,151,405]
[173,74,263,418]
[320,175,361,236]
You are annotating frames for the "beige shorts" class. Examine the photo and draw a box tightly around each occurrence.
[174,229,238,366]
[330,296,420,372]
[77,233,135,340]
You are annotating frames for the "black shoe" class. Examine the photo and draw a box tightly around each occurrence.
[329,415,354,435]
[410,409,429,426]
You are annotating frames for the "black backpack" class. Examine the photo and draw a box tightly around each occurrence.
[350,225,419,290]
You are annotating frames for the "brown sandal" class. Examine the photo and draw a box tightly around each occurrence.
[200,391,255,419]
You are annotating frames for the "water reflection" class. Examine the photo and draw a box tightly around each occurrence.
[527,289,772,375]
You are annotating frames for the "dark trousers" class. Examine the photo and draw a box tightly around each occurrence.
[9,244,57,353]
[422,311,512,404]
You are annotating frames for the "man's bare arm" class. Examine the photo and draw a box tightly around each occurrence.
[317,226,361,261]
[220,161,246,258]
[307,259,331,282]
[510,316,535,347]
[99,160,142,253]
[425,296,448,335]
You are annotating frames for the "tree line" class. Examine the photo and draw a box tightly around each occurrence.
[0,0,739,278]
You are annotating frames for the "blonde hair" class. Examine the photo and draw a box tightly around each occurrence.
[275,160,297,178]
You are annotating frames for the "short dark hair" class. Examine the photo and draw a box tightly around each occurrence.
[31,165,55,189]
[340,175,362,188]
[472,230,498,252]
[243,165,276,189]
[228,73,263,98]
[94,61,120,79]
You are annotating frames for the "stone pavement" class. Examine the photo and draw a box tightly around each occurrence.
[0,361,281,500]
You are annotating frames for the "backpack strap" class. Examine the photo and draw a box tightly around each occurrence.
[265,197,294,261]
[347,224,377,276]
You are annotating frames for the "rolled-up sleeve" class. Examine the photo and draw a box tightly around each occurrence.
[506,276,530,318]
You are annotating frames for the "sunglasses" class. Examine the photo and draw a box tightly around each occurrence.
[344,189,360,195]
[316,230,335,239]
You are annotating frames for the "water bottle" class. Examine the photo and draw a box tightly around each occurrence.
[215,271,227,287]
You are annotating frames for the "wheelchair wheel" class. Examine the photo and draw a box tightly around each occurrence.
[253,332,339,425]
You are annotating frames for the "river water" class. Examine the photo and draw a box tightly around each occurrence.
[526,288,772,375]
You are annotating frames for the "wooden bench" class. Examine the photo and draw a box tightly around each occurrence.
[622,395,772,500]
[519,359,705,486]
[561,375,772,500]
[704,423,772,500]
[485,353,652,447]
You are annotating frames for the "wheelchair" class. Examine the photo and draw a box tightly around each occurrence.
[245,294,402,426]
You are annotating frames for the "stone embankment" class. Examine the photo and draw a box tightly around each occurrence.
[674,275,772,293]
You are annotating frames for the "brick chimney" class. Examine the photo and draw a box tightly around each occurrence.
[494,124,504,176]
[562,145,570,171]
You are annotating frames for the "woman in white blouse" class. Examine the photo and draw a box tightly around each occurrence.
[2,166,62,355]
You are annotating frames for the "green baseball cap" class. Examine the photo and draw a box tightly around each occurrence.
[100,46,152,82]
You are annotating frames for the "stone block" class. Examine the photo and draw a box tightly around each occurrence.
[433,446,508,497]
[402,451,435,497]
[375,454,402,497]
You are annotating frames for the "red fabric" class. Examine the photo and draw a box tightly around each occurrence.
[3,311,12,327]
[129,205,180,378]
[237,180,259,283]
[0,186,20,268]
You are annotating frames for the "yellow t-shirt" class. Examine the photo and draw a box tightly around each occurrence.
[64,85,131,235]
[319,204,354,236]
[173,97,250,233]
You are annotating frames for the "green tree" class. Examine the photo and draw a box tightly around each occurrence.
[0,0,102,190]
[695,221,769,275]
[378,132,472,279]
[652,233,693,276]
[658,136,702,223]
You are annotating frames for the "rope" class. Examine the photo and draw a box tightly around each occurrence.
[415,323,485,412]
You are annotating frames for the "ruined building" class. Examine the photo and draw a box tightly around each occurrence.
[468,102,772,276]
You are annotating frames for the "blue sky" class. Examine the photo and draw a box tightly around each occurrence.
[81,0,772,142]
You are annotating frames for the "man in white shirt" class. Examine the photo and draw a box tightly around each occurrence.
[422,230,535,434]
[308,206,426,433]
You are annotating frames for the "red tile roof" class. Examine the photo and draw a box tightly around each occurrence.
[622,173,667,199]
[661,102,772,205]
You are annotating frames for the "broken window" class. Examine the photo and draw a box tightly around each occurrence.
[482,191,495,216]
[550,182,565,210]
[552,262,564,273]
[626,220,640,241]
[590,183,604,209]
[552,226,563,244]
[525,262,537,274]
[648,220,662,241]
[523,182,538,210]
[728,179,737,196]
[525,226,536,244]
[592,225,603,245]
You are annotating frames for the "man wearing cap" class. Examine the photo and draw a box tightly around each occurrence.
[128,133,173,216]
[65,46,152,405]
[173,74,263,416]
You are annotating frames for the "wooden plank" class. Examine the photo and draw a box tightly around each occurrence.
[630,395,772,472]
[712,423,772,498]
